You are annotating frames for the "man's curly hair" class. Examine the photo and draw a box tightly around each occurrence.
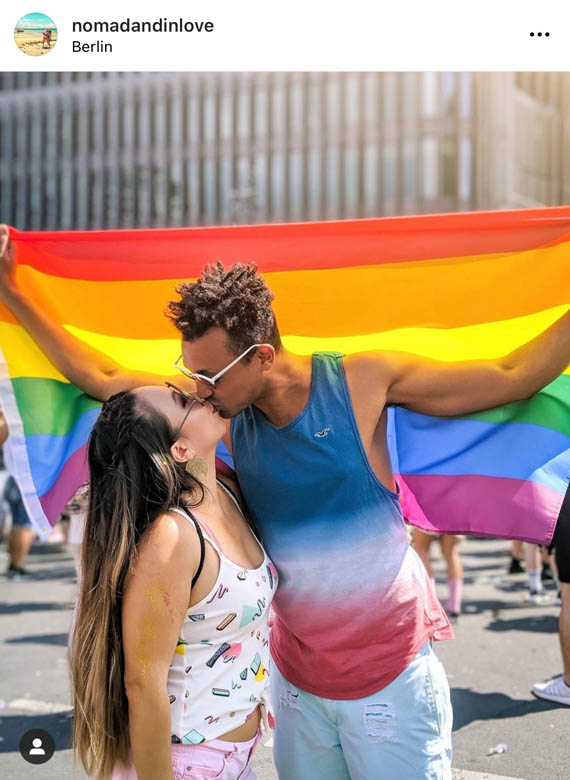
[167,262,281,356]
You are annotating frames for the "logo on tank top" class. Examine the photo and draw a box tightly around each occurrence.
[314,427,331,438]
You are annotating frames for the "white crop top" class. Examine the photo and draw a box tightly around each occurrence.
[167,481,278,745]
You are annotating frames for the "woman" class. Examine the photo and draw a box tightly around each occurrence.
[70,382,277,780]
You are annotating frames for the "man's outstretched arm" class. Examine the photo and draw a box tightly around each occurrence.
[0,225,185,401]
[347,310,570,418]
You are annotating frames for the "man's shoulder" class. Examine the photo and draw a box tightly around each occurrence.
[342,350,393,380]
[313,350,386,374]
[340,352,394,414]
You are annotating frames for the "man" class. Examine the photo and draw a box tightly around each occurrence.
[2,225,570,777]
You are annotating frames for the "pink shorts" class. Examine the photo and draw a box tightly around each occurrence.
[111,728,262,780]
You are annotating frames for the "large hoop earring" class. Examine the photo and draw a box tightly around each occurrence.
[185,456,208,479]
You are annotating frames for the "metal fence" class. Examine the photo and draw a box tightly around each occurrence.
[512,73,567,207]
[0,72,567,231]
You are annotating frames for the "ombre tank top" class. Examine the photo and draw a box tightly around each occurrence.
[231,352,452,700]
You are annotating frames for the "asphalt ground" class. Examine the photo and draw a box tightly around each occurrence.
[0,534,567,780]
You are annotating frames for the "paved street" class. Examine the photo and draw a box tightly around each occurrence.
[0,534,567,780]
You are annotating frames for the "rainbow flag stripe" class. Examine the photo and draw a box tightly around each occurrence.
[1,207,569,541]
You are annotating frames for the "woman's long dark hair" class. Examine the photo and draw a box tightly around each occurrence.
[69,390,204,779]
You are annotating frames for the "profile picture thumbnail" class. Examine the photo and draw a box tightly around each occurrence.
[14,13,57,56]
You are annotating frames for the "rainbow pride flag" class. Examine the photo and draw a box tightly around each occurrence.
[1,207,569,542]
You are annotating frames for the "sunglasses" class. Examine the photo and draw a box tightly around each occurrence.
[164,381,204,438]
[173,343,270,389]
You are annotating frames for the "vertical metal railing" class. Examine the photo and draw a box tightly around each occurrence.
[0,71,566,231]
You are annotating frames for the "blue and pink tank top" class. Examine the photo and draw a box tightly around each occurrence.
[231,352,452,700]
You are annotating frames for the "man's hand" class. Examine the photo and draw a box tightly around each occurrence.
[0,225,184,401]
[0,224,17,302]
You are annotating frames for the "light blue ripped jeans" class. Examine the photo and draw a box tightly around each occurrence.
[270,641,452,780]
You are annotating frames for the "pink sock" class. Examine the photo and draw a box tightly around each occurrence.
[447,578,463,614]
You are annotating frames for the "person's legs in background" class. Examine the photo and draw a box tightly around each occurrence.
[532,584,570,706]
[0,494,7,543]
[559,582,570,686]
[508,539,525,574]
[525,543,545,603]
[440,535,463,620]
[540,545,555,582]
[532,490,570,706]
[413,530,463,620]
[4,476,33,578]
[6,518,33,577]
[412,529,435,587]
[548,544,562,606]
[59,512,70,544]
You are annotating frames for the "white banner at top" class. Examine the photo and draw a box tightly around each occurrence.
[0,0,568,72]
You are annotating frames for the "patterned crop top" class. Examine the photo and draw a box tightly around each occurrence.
[166,481,278,745]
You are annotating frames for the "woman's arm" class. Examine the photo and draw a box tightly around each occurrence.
[122,513,201,780]
[0,225,187,401]
[126,685,175,780]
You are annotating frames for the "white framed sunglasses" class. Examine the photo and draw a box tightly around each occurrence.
[173,343,271,389]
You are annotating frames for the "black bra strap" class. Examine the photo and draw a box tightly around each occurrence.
[185,508,206,588]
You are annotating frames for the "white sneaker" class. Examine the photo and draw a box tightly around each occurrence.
[532,675,570,706]
[527,589,547,604]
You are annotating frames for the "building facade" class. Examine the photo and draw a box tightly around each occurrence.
[0,71,568,231]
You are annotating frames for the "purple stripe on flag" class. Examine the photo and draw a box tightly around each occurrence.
[37,449,235,529]
[39,443,89,526]
[399,473,564,544]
